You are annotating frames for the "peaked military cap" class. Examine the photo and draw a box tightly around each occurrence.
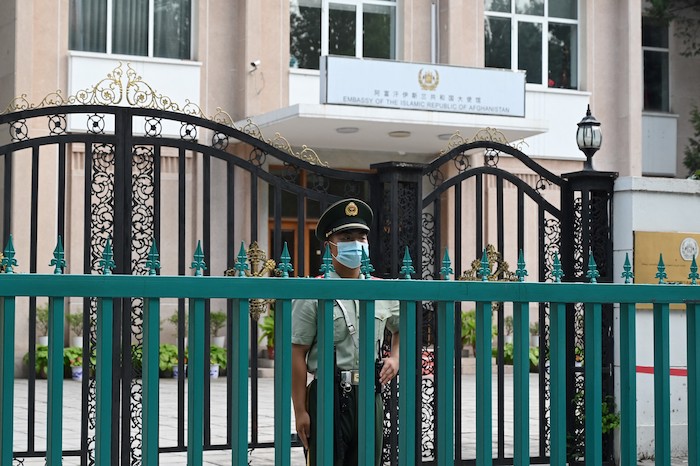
[315,198,373,241]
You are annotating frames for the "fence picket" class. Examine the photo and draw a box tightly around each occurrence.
[0,297,15,466]
[142,297,160,466]
[620,302,637,466]
[46,297,65,466]
[358,300,376,466]
[654,302,671,466]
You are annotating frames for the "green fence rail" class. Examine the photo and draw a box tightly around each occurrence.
[1,237,699,466]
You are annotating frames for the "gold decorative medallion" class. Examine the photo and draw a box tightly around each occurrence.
[418,69,440,91]
[345,202,358,217]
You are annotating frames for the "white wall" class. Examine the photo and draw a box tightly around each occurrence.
[613,176,700,459]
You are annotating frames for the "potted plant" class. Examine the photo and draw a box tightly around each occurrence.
[158,343,179,378]
[23,344,49,379]
[209,344,227,379]
[504,315,514,344]
[258,309,275,359]
[63,346,84,381]
[36,304,49,345]
[66,311,83,348]
[529,321,540,347]
[210,310,227,348]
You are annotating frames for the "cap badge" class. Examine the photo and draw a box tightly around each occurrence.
[345,202,358,217]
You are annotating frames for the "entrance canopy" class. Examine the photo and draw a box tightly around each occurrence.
[238,102,548,153]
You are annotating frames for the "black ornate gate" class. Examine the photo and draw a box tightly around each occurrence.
[1,67,615,465]
[370,130,617,465]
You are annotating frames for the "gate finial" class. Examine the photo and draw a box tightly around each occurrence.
[320,244,334,278]
[586,249,599,283]
[234,242,249,277]
[360,248,374,279]
[50,236,66,274]
[478,248,490,281]
[1,235,18,274]
[621,253,634,284]
[552,253,564,283]
[277,242,294,278]
[146,241,161,276]
[690,255,699,285]
[190,240,207,276]
[440,248,453,280]
[99,238,116,275]
[656,254,667,284]
[515,249,528,282]
[400,246,415,279]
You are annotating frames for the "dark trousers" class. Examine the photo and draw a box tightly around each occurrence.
[306,378,384,466]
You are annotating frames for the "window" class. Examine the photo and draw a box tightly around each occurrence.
[290,0,397,70]
[69,0,192,60]
[643,17,670,112]
[485,0,578,89]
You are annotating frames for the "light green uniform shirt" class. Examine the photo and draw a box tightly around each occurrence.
[291,273,400,373]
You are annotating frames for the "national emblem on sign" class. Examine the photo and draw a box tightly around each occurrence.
[418,68,439,91]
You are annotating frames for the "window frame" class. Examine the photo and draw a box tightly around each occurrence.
[484,0,579,89]
[642,17,671,113]
[290,0,398,70]
[71,0,194,60]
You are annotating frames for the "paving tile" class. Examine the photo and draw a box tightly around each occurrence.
[10,374,689,465]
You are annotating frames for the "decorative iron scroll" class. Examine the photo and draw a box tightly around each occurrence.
[128,145,156,465]
[224,241,277,320]
[87,143,117,466]
[1,62,329,167]
[458,244,517,282]
[438,128,528,155]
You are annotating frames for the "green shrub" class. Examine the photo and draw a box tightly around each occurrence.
[159,343,179,375]
[66,312,83,336]
[210,345,227,369]
[258,310,275,348]
[63,346,83,368]
[492,343,540,372]
[210,310,227,337]
[504,315,513,336]
[23,344,49,377]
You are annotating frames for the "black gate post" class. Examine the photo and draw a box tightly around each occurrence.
[369,162,425,279]
[370,161,425,465]
[562,169,618,463]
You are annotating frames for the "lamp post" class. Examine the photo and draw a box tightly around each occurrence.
[576,105,602,170]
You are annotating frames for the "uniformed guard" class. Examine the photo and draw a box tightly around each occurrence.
[291,198,401,466]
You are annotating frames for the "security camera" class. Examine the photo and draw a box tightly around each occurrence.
[250,60,261,68]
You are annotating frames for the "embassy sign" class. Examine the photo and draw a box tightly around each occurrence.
[320,56,526,117]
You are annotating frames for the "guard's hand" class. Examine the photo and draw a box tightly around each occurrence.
[295,409,311,450]
[379,355,399,385]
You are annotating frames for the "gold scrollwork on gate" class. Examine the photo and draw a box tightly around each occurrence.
[438,128,528,155]
[458,244,517,282]
[1,62,328,166]
[224,241,277,320]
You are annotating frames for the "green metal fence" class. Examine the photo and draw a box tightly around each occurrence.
[1,236,699,466]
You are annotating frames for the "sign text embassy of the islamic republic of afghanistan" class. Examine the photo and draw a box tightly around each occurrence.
[320,56,526,118]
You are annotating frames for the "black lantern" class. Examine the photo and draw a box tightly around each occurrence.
[576,105,602,170]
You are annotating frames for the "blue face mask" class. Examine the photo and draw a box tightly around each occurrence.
[331,240,369,269]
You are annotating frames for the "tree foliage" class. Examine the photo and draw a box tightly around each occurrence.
[647,0,700,57]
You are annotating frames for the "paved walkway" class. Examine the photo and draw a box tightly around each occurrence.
[11,374,689,465]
